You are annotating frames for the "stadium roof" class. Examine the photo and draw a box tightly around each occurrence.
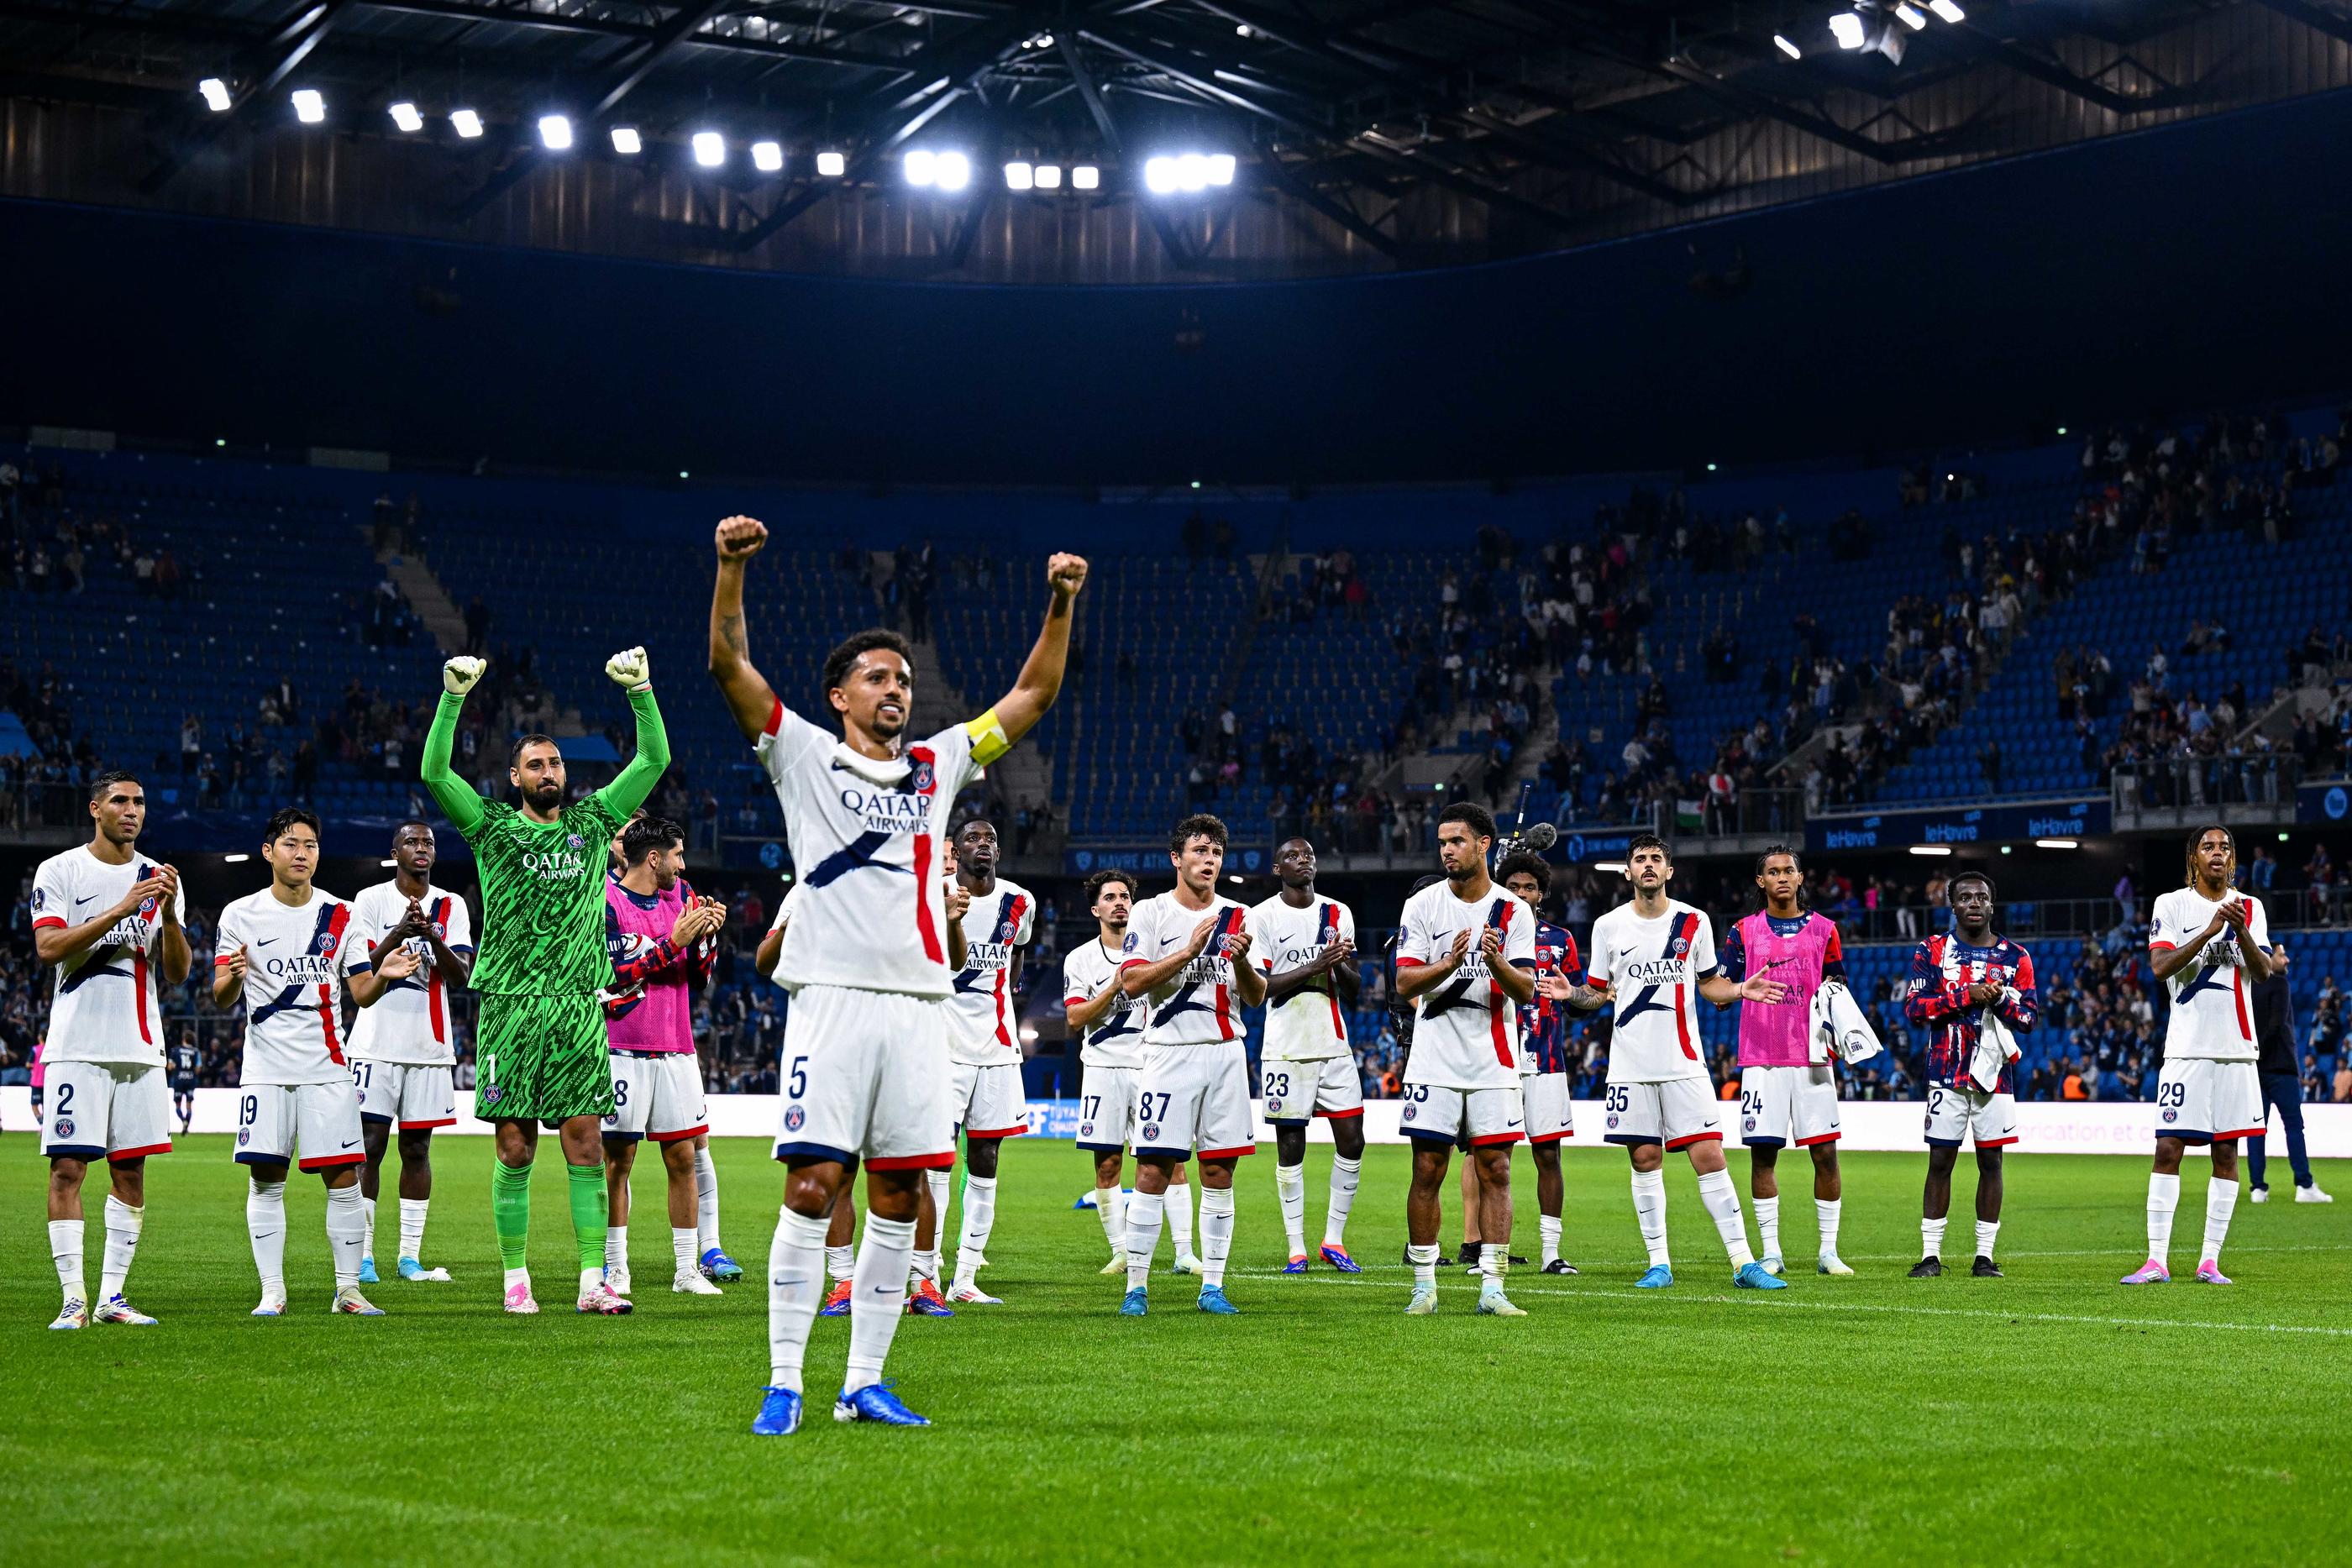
[3,0,2348,278]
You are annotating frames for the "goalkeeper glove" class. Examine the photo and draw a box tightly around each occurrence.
[606,646,651,692]
[442,657,486,696]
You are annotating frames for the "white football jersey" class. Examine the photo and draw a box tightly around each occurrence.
[753,702,994,999]
[29,845,187,1067]
[945,876,1036,1067]
[1588,899,1717,1084]
[2150,885,2269,1061]
[1248,893,1356,1062]
[1063,936,1146,1068]
[216,886,358,1086]
[1121,890,1251,1046]
[344,880,474,1066]
[1396,879,1535,1091]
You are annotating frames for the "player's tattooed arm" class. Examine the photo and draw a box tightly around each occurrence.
[1699,970,1786,1008]
[1561,975,1614,1013]
[708,515,784,741]
[984,553,1090,751]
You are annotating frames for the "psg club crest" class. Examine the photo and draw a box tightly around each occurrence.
[911,759,936,794]
[1670,936,1689,957]
[783,1104,806,1131]
[55,1117,75,1139]
[1079,1122,1095,1139]
[1266,1097,1284,1114]
[2162,1109,2178,1124]
[603,1111,619,1126]
[1743,1116,1756,1133]
[1400,1105,1416,1123]
[1606,1113,1621,1130]
[320,932,339,957]
[139,897,159,918]
[481,1085,504,1108]
[1142,1122,1162,1141]
[567,833,585,849]
[235,1125,249,1146]
[356,1089,368,1106]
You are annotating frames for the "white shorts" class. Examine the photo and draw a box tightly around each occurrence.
[1135,1042,1257,1161]
[1262,1056,1364,1125]
[1739,1063,1842,1148]
[1601,1078,1723,1149]
[40,1062,173,1163]
[1076,1064,1139,1152]
[235,1079,367,1172]
[349,1060,458,1130]
[605,1051,710,1143]
[948,1058,1032,1140]
[1923,1083,2018,1149]
[774,984,953,1171]
[2155,1057,2265,1146]
[1399,1081,1525,1147]
[1524,1072,1574,1145]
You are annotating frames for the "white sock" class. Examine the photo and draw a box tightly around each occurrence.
[954,1174,997,1285]
[503,1266,530,1293]
[911,1247,939,1285]
[360,1196,376,1260]
[398,1198,428,1261]
[326,1183,367,1291]
[1481,1229,1509,1286]
[1975,1219,2000,1261]
[1095,1184,1126,1256]
[248,1178,287,1296]
[672,1226,699,1277]
[2202,1177,2239,1265]
[1630,1168,1669,1266]
[766,1206,830,1392]
[1165,1180,1195,1256]
[1410,1241,1438,1291]
[50,1218,85,1305]
[694,1145,721,1253]
[1539,1214,1562,1267]
[1696,1167,1756,1268]
[1276,1162,1308,1256]
[605,1224,629,1272]
[844,1213,916,1395]
[2146,1172,2181,1262]
[827,1244,857,1284]
[1199,1187,1236,1287]
[1755,1194,1780,1260]
[1325,1155,1361,1247]
[1124,1189,1165,1291]
[1817,1198,1842,1259]
[1922,1215,1947,1259]
[924,1168,950,1235]
[100,1195,144,1301]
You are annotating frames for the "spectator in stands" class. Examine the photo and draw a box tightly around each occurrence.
[2306,844,2336,925]
[464,595,491,655]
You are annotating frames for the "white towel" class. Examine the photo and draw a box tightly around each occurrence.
[1809,979,1882,1066]
[1967,1004,2023,1093]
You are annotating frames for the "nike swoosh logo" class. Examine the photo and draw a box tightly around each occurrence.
[255,937,279,949]
[74,894,97,908]
[1506,1120,1523,1128]
[341,1140,360,1149]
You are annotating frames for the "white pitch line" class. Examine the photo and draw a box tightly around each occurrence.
[1221,1271,2352,1337]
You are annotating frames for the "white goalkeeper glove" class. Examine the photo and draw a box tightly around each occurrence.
[442,657,486,696]
[605,646,651,692]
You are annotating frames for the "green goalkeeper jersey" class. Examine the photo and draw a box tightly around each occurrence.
[419,685,669,996]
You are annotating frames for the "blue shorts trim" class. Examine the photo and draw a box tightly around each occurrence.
[1399,1127,1459,1145]
[359,1111,395,1125]
[45,1143,106,1161]
[1075,1139,1126,1153]
[1268,1117,1312,1130]
[601,1130,646,1143]
[1924,1136,1964,1149]
[1741,1135,1788,1148]
[1604,1133,1662,1147]
[773,1141,856,1165]
[2158,1129,2215,1146]
[235,1151,291,1167]
[1133,1146,1194,1161]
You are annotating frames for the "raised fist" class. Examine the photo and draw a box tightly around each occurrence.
[1046,553,1089,599]
[606,647,650,690]
[717,516,769,561]
[443,656,486,696]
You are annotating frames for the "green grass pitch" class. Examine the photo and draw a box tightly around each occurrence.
[6,1135,2350,1565]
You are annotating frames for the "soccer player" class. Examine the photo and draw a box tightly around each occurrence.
[1248,836,1366,1274]
[1394,803,1536,1315]
[421,645,671,1317]
[1565,833,1788,1291]
[601,815,727,1298]
[710,513,1084,1432]
[168,1030,200,1136]
[609,810,741,1283]
[941,817,1035,1304]
[1064,868,1200,1276]
[1900,868,2035,1279]
[1115,813,1265,1316]
[2127,826,2273,1286]
[30,770,189,1329]
[215,807,407,1317]
[1719,846,1852,1277]
[1499,851,1579,1275]
[343,819,473,1285]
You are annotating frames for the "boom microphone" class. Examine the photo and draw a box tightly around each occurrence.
[1523,821,1557,852]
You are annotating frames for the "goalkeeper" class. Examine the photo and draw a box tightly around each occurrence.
[421,648,671,1317]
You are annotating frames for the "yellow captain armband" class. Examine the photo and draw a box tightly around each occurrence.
[964,707,1013,765]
